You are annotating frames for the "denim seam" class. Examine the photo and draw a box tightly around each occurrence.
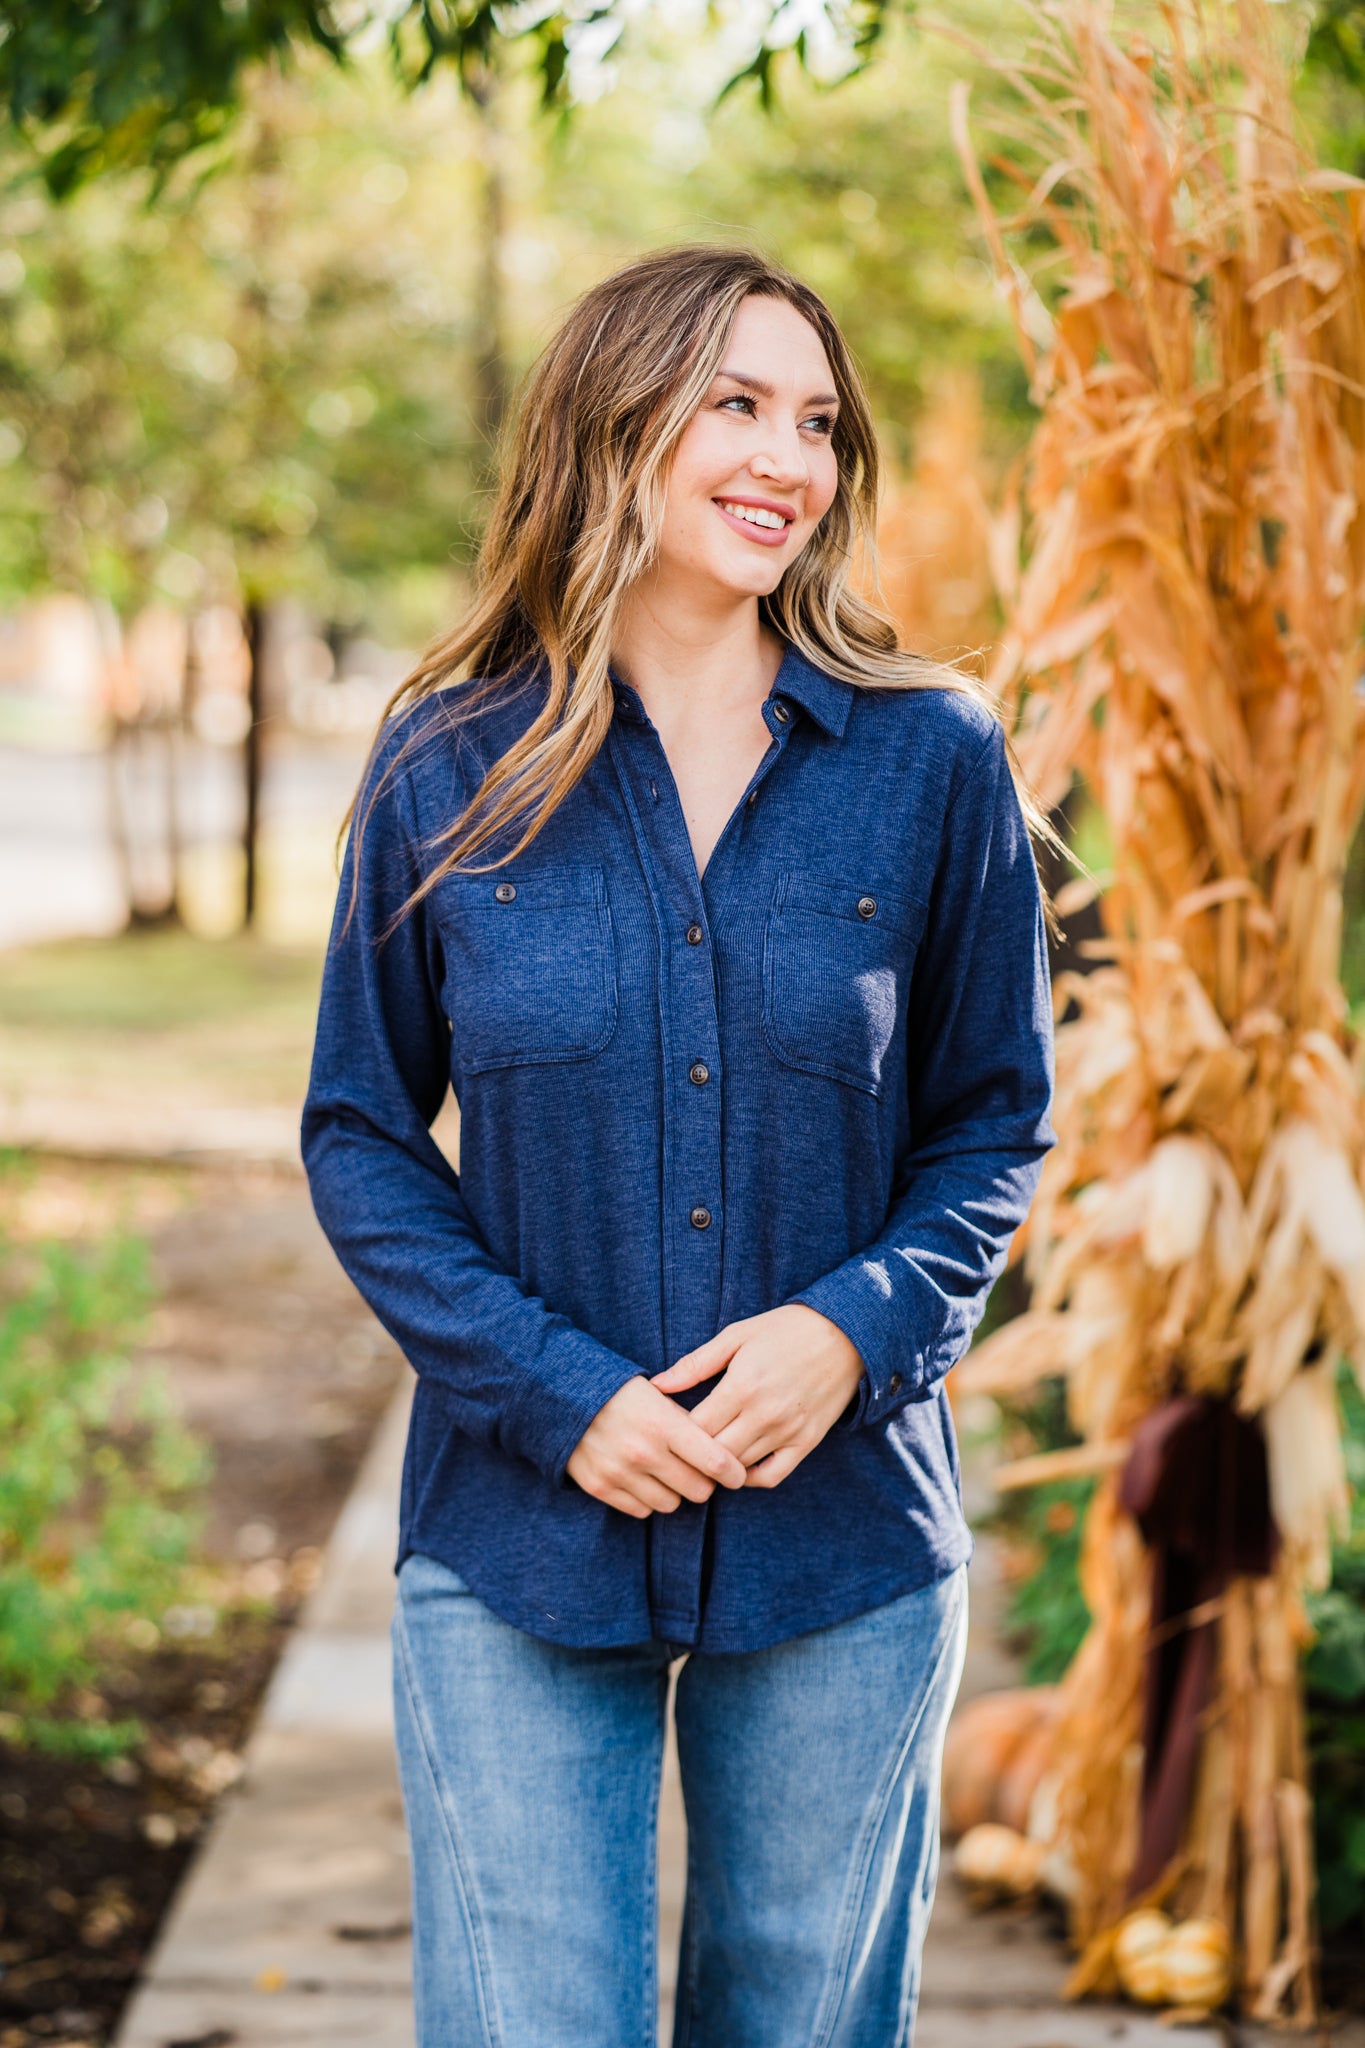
[391,1601,506,2048]
[807,1567,968,2048]
[892,1578,967,2048]
[673,1840,703,2048]
[639,1671,665,2048]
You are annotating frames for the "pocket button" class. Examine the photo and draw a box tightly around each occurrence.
[494,882,517,904]
[856,895,877,920]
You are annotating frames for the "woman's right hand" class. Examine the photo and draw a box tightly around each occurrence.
[566,1376,748,1518]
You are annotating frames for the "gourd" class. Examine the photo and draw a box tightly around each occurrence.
[1113,1910,1233,2011]
[952,1823,1044,1896]
[1160,1919,1232,2010]
[1113,1910,1173,2005]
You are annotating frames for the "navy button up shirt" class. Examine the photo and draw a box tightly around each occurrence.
[300,644,1055,1652]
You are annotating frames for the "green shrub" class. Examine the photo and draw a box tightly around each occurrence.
[987,1374,1093,1683]
[0,1219,212,1753]
[1304,1369,1365,1938]
[1000,1474,1094,1685]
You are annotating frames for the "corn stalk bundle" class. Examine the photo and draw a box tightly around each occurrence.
[873,370,1000,666]
[945,0,1365,2020]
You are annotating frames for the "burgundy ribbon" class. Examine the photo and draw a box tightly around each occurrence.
[1117,1394,1278,1898]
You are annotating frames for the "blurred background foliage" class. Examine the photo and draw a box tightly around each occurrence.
[0,3,1038,643]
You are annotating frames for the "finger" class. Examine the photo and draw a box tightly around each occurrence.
[651,1449,720,1505]
[631,1476,683,1515]
[744,1443,804,1489]
[652,1325,745,1393]
[687,1374,751,1440]
[668,1418,747,1489]
[715,1415,781,1466]
[599,1485,652,1519]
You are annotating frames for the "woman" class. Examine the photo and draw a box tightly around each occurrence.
[301,244,1055,2048]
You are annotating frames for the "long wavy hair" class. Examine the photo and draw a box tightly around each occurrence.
[341,243,1044,933]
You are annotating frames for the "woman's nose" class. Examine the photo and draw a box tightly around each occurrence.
[748,419,810,489]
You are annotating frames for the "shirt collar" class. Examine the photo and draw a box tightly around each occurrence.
[608,643,855,738]
[768,643,855,738]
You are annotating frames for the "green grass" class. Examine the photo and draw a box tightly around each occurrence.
[0,929,325,1116]
[0,929,322,1036]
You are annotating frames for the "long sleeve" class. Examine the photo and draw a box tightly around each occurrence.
[299,708,645,1486]
[789,721,1056,1428]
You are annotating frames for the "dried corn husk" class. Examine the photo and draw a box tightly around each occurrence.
[1262,1360,1350,1593]
[918,0,1365,2018]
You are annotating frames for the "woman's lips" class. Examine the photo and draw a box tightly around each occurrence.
[713,500,794,548]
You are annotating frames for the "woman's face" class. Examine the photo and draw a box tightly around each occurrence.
[655,294,841,604]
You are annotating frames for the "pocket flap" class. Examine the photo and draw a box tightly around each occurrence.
[773,873,927,943]
[432,864,606,919]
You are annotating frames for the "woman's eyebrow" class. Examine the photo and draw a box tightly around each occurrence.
[715,368,840,407]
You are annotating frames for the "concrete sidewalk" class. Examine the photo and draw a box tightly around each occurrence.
[115,1382,416,2048]
[112,1377,1334,2048]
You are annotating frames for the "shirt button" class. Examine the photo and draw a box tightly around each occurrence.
[689,1061,710,1086]
[686,922,704,945]
[746,789,757,806]
[689,1205,712,1230]
[494,881,517,903]
[856,895,877,920]
[772,700,790,723]
[888,1373,903,1393]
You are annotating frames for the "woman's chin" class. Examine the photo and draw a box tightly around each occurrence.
[690,553,791,605]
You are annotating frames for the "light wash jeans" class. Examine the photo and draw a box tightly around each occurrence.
[391,1551,967,2048]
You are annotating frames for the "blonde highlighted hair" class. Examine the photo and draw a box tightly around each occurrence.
[342,243,1040,931]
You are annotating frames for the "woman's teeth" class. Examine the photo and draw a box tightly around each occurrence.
[718,501,789,529]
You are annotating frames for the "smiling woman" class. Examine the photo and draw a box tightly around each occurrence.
[300,245,1056,2048]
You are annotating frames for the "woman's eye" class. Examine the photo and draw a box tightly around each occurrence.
[714,394,836,434]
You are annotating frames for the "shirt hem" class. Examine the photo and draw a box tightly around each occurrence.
[672,1534,975,1655]
[395,1528,974,1657]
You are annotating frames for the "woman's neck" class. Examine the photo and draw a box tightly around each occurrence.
[611,583,784,729]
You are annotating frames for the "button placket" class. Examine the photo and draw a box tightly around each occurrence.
[605,718,726,1645]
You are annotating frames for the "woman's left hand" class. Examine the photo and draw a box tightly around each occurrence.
[650,1304,866,1488]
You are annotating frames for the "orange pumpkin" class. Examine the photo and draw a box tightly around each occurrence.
[941,1687,1060,1838]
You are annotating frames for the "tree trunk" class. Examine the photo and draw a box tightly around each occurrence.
[468,59,509,457]
[242,600,265,930]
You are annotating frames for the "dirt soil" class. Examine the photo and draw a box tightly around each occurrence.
[0,1154,405,2048]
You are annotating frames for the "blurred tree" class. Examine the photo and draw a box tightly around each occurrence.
[529,6,1032,471]
[0,57,485,925]
[3,0,1360,934]
[0,0,585,194]
[0,0,1355,202]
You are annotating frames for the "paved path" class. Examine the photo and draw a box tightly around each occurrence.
[113,1378,1351,2048]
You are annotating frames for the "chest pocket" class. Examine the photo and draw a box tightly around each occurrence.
[762,872,927,1097]
[433,865,618,1074]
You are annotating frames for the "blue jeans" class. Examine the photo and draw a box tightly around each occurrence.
[391,1552,967,2048]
